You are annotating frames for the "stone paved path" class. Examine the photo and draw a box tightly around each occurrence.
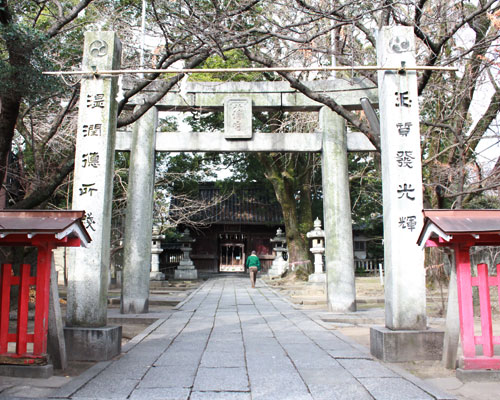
[49,276,454,400]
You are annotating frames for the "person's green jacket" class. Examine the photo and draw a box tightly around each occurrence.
[246,254,261,271]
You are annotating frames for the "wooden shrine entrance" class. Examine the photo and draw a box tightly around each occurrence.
[220,242,245,272]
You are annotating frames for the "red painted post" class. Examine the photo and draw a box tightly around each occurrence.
[497,264,500,327]
[455,245,476,359]
[33,244,53,355]
[476,263,493,357]
[16,264,31,355]
[0,264,12,353]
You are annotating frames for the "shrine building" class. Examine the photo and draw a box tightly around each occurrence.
[167,185,283,276]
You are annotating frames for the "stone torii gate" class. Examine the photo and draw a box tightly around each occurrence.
[67,27,432,361]
[115,78,377,315]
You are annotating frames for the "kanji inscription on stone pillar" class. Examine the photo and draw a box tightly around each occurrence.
[377,26,426,330]
[67,32,121,327]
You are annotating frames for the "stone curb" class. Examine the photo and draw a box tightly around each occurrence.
[121,318,167,353]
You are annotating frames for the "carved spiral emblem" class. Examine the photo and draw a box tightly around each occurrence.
[89,40,108,57]
[389,36,410,53]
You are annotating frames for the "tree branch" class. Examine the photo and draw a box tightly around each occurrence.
[9,156,74,209]
[244,48,380,151]
[47,0,94,38]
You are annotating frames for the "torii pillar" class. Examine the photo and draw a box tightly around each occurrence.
[370,26,443,362]
[121,106,158,313]
[65,32,122,360]
[321,107,356,312]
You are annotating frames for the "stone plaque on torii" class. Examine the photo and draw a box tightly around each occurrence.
[66,28,440,360]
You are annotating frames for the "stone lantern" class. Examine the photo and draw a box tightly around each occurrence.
[268,228,288,277]
[150,226,165,281]
[174,228,198,280]
[307,218,325,283]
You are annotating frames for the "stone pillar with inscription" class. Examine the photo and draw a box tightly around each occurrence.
[65,32,122,361]
[370,26,444,362]
[320,107,356,312]
[121,106,158,314]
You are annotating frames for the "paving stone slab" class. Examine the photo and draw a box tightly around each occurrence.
[247,368,309,394]
[337,358,399,378]
[71,376,139,399]
[193,367,249,392]
[172,334,210,346]
[243,339,284,353]
[307,383,373,400]
[309,339,350,351]
[201,350,246,368]
[102,359,151,378]
[210,332,243,342]
[275,333,314,344]
[298,367,358,386]
[154,349,203,366]
[128,387,190,400]
[250,385,313,400]
[241,325,274,338]
[167,340,207,353]
[206,339,244,354]
[138,365,197,388]
[246,355,293,370]
[190,392,251,400]
[359,377,434,400]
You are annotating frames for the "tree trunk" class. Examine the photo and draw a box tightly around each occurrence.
[256,153,313,269]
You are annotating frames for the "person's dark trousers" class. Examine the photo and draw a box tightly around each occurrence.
[249,267,258,288]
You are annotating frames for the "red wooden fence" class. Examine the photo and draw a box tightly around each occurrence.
[0,262,49,363]
[456,259,500,370]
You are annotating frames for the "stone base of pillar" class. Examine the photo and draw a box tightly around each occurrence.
[174,268,198,280]
[121,297,149,314]
[150,271,165,281]
[0,362,53,378]
[370,326,444,362]
[308,272,326,283]
[268,260,288,277]
[64,326,122,361]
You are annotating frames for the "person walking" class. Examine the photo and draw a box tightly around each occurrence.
[246,250,261,288]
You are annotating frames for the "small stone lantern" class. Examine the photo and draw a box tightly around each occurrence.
[306,218,325,283]
[150,226,165,281]
[174,228,198,280]
[268,228,288,277]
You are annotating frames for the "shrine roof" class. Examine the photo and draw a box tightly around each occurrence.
[0,210,91,247]
[417,209,500,247]
[198,187,283,224]
[172,186,283,225]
